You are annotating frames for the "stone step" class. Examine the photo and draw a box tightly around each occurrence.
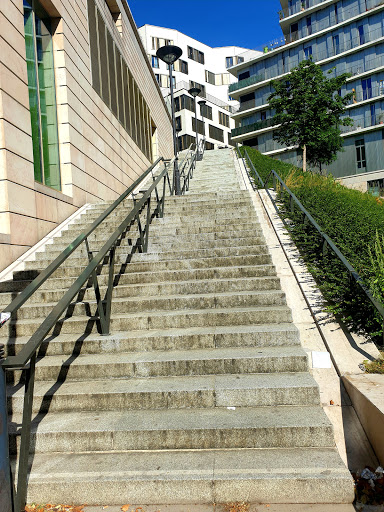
[69,209,258,230]
[23,447,354,505]
[34,236,267,261]
[8,372,321,414]
[9,405,334,453]
[19,345,308,381]
[24,253,273,275]
[55,222,263,245]
[12,290,288,320]
[1,305,293,338]
[0,276,282,307]
[5,265,277,295]
[6,323,300,357]
[28,244,270,267]
[52,229,265,248]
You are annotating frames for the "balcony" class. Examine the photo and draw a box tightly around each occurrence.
[233,0,384,68]
[229,74,266,94]
[231,25,384,95]
[348,84,384,105]
[278,0,384,21]
[341,112,384,134]
[231,118,276,138]
[168,80,237,113]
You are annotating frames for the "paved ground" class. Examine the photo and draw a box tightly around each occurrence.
[83,505,357,512]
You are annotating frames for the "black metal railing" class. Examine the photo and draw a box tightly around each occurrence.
[0,146,200,512]
[241,147,384,340]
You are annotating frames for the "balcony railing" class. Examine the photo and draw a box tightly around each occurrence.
[327,54,384,80]
[278,0,384,21]
[229,74,266,94]
[341,112,384,133]
[166,80,237,113]
[348,85,384,105]
[231,25,384,94]
[278,0,323,20]
[235,0,384,67]
[231,118,276,137]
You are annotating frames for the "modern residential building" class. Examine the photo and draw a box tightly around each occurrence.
[229,0,384,192]
[0,0,173,273]
[138,25,259,150]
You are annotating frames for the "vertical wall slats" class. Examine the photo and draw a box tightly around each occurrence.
[88,1,153,160]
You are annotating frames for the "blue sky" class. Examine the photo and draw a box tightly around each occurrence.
[128,0,283,50]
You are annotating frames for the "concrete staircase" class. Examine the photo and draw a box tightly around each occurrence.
[1,149,354,505]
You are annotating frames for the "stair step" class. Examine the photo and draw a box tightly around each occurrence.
[24,447,353,505]
[13,290,288,320]
[24,253,273,275]
[0,276,282,307]
[1,305,294,338]
[25,345,308,381]
[9,372,320,414]
[10,405,334,453]
[6,323,300,357]
[3,265,277,296]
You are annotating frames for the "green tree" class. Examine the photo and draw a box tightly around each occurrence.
[268,59,353,172]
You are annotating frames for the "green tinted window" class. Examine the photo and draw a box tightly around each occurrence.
[23,0,61,190]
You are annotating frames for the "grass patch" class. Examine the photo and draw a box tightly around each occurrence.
[363,352,384,374]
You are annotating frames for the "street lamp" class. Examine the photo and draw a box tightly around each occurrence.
[198,99,206,127]
[156,45,183,195]
[188,87,201,159]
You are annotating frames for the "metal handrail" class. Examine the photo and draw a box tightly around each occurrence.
[0,146,200,512]
[242,147,384,338]
[0,156,165,326]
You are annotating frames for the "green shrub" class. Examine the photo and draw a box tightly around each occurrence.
[240,146,384,342]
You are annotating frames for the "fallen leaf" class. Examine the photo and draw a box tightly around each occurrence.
[330,400,334,405]
[121,506,130,512]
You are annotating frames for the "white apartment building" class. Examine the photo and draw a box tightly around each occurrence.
[138,25,259,150]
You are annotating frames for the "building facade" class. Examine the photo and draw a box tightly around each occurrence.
[229,0,384,192]
[0,0,173,273]
[138,25,259,150]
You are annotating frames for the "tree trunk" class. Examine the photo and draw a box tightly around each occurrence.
[303,145,307,172]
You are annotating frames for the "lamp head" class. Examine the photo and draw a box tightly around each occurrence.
[198,100,206,106]
[156,45,182,64]
[188,87,201,97]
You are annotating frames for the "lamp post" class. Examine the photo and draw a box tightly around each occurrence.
[198,99,206,151]
[156,45,182,195]
[188,87,201,159]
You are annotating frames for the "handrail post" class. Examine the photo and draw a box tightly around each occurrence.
[0,346,12,512]
[15,353,37,512]
[102,246,115,336]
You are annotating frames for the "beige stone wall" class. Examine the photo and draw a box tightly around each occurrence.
[0,0,173,272]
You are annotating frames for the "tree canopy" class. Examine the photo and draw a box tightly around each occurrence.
[268,59,353,171]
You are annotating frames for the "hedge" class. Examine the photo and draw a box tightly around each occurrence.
[240,146,384,342]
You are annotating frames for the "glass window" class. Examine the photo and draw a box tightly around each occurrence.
[306,17,312,36]
[355,139,366,169]
[219,111,230,127]
[152,55,159,68]
[23,0,61,190]
[226,57,234,68]
[370,104,376,126]
[304,46,312,59]
[237,56,244,64]
[358,25,365,45]
[362,78,372,100]
[332,35,339,54]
